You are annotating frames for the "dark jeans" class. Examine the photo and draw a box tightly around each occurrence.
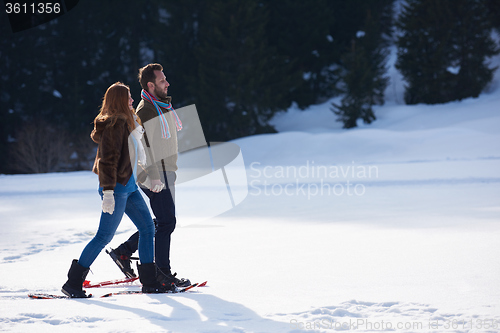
[115,171,176,272]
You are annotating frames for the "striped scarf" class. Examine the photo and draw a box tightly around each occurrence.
[141,89,182,139]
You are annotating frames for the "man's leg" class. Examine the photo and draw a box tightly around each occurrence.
[107,197,147,278]
[113,231,139,257]
[141,171,176,273]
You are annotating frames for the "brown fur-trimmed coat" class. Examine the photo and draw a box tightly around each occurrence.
[91,116,133,191]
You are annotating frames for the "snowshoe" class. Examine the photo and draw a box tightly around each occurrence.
[106,248,137,278]
[157,268,191,288]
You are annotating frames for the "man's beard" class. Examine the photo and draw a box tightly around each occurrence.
[154,85,168,99]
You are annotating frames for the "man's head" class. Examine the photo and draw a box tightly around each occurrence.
[138,63,170,99]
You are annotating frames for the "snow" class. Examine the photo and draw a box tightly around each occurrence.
[52,90,62,98]
[1,58,500,333]
[446,66,460,75]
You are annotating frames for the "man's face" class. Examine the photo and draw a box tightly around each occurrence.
[151,70,169,99]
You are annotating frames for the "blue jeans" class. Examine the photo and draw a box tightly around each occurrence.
[78,189,155,268]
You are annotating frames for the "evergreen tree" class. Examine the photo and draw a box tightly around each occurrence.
[331,1,393,128]
[0,17,23,173]
[396,0,455,104]
[484,0,500,32]
[265,0,340,107]
[151,0,205,108]
[195,0,290,140]
[0,1,169,172]
[450,0,499,99]
[396,0,499,105]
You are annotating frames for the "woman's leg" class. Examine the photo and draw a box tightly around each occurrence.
[114,231,140,256]
[124,190,155,264]
[78,191,128,268]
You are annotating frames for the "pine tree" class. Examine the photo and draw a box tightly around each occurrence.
[151,0,204,108]
[0,1,169,172]
[396,0,499,105]
[484,0,500,32]
[265,0,339,107]
[396,0,454,104]
[331,1,393,128]
[450,0,499,100]
[195,0,290,140]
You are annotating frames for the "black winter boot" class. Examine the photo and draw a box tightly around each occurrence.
[157,267,191,288]
[106,248,137,278]
[137,263,175,293]
[61,259,90,298]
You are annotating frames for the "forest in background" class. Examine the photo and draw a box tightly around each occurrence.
[1,0,499,174]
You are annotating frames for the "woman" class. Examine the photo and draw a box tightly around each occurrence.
[62,82,170,297]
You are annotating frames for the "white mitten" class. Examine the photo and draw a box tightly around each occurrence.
[151,178,165,193]
[102,190,115,214]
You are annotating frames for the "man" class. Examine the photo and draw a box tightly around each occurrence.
[107,63,189,288]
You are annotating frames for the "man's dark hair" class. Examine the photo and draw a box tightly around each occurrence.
[138,63,163,90]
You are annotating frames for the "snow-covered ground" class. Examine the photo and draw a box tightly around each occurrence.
[1,55,500,333]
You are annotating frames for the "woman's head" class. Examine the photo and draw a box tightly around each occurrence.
[96,82,137,130]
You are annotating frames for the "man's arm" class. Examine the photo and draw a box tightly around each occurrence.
[137,103,164,190]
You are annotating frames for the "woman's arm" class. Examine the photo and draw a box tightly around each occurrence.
[98,121,126,191]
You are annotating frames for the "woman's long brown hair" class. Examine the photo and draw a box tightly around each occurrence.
[94,82,139,131]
